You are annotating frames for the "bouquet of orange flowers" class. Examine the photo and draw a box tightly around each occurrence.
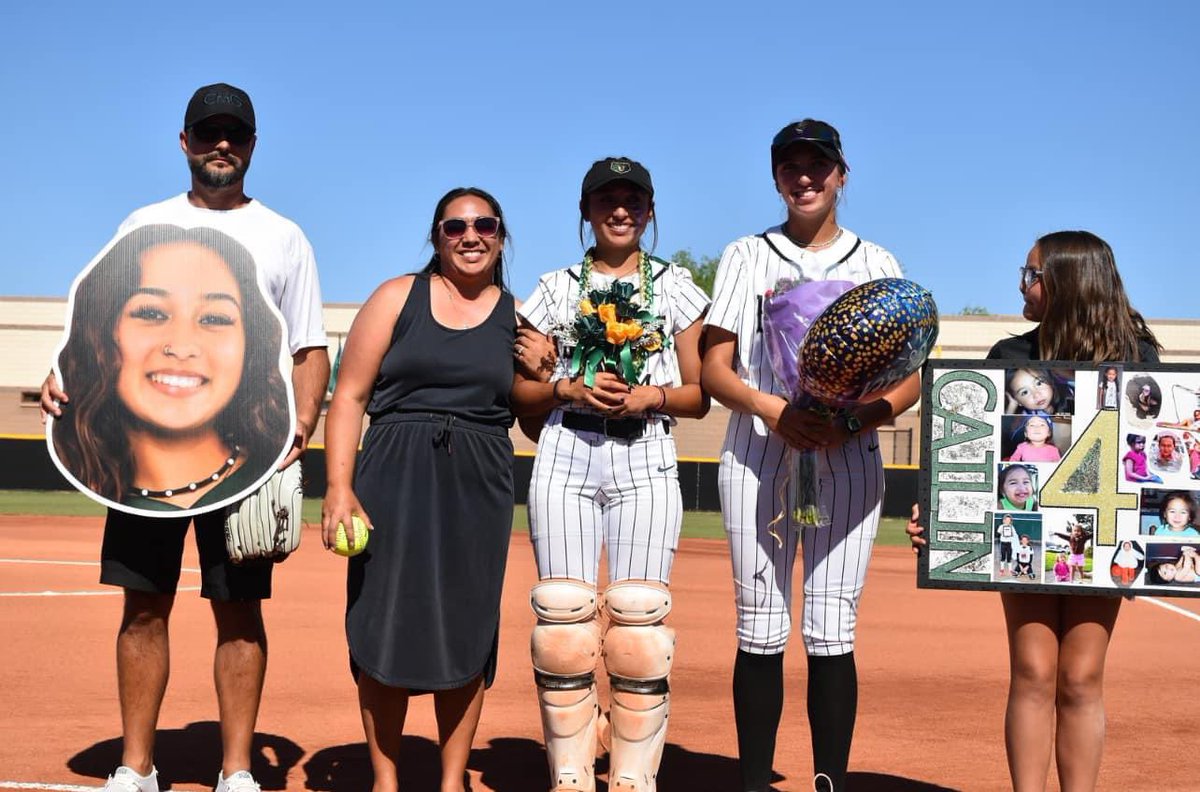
[554,279,667,387]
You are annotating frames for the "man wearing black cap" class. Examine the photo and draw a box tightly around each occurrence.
[41,82,330,792]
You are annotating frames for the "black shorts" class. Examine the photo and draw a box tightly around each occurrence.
[100,508,273,601]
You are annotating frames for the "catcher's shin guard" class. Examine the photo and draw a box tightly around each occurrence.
[531,579,602,792]
[602,581,674,792]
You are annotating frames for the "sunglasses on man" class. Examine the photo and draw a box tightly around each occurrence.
[189,121,255,146]
[439,216,501,240]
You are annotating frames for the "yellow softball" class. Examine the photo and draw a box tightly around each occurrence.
[333,515,370,557]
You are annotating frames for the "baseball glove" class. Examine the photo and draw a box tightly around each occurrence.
[224,462,303,564]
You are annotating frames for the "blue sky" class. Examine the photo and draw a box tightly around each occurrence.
[3,1,1197,319]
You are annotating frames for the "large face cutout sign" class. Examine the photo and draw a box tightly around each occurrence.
[47,224,295,517]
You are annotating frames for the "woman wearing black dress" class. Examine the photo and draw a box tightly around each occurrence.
[322,187,515,792]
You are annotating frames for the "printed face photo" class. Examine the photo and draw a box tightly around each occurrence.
[1126,375,1162,422]
[1150,431,1184,473]
[992,511,1042,582]
[1140,489,1200,536]
[1000,414,1071,463]
[49,224,294,518]
[1144,543,1200,586]
[1043,513,1095,585]
[1003,367,1075,416]
[1109,539,1145,588]
[1097,365,1122,411]
[114,242,247,434]
[997,464,1038,511]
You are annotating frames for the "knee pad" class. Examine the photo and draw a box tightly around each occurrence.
[533,619,602,683]
[603,580,671,626]
[532,579,599,624]
[532,579,600,687]
[602,624,675,689]
[603,581,674,692]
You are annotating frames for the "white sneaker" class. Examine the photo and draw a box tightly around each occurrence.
[215,770,261,792]
[102,766,159,792]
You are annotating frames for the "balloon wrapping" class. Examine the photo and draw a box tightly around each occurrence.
[762,277,939,526]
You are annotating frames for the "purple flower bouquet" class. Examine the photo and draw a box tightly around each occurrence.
[762,279,855,527]
[763,277,940,527]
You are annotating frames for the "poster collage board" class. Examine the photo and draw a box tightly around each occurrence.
[919,361,1200,598]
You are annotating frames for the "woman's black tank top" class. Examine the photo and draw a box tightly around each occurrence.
[366,275,515,427]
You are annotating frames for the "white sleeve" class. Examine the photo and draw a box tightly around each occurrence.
[115,209,142,235]
[667,264,710,334]
[518,273,559,334]
[279,230,328,354]
[873,247,904,280]
[704,241,748,334]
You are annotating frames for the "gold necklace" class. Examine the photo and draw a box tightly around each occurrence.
[785,225,844,251]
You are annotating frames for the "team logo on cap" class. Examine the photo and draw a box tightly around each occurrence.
[609,161,631,174]
[204,91,244,108]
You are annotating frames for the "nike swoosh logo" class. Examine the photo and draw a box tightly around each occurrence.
[656,463,676,472]
[867,442,879,452]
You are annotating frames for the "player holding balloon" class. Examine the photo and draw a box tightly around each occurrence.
[702,120,923,792]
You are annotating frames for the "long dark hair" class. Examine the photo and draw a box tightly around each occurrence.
[420,187,510,289]
[1034,231,1160,362]
[53,224,291,501]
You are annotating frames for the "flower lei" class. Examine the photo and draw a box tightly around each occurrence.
[577,249,655,308]
[551,250,669,387]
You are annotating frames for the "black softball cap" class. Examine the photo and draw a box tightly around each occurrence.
[581,157,654,198]
[771,119,847,171]
[184,82,256,131]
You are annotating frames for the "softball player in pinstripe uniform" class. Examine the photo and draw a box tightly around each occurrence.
[701,121,921,792]
[512,157,709,792]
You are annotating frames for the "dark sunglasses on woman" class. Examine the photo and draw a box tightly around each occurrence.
[440,216,501,239]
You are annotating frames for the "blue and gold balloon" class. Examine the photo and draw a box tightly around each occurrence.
[797,278,939,406]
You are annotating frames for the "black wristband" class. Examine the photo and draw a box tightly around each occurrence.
[552,379,570,404]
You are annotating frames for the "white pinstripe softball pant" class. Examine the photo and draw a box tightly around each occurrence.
[719,417,884,656]
[528,410,683,585]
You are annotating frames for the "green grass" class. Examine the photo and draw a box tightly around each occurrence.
[0,489,108,516]
[1,490,909,546]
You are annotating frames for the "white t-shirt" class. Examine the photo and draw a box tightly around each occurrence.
[704,226,903,436]
[1103,380,1118,409]
[519,257,709,416]
[1113,546,1144,568]
[999,524,1018,547]
[1015,545,1034,564]
[117,194,328,355]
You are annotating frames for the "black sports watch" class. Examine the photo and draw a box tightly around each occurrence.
[840,411,863,435]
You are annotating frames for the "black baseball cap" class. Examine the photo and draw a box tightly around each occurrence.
[184,82,256,131]
[770,119,847,172]
[581,157,654,199]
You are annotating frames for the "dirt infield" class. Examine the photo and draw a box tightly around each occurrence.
[2,515,1197,791]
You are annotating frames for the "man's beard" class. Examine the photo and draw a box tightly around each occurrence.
[188,153,247,189]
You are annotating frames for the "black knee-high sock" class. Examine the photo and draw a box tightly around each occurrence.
[733,649,784,791]
[807,652,858,791]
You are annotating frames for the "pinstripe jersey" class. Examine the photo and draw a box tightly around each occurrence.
[705,225,902,654]
[519,257,709,418]
[520,255,709,586]
[706,226,902,468]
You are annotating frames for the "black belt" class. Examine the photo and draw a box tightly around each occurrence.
[560,412,669,441]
